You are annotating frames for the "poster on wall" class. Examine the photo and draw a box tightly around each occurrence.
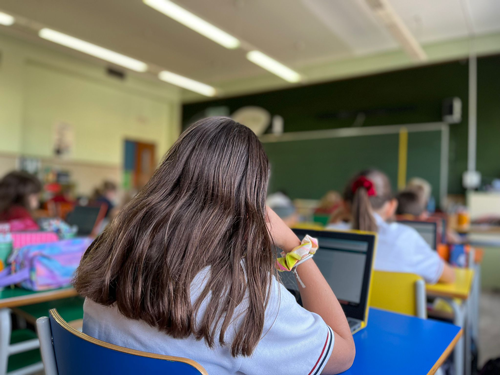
[17,157,41,175]
[53,122,74,158]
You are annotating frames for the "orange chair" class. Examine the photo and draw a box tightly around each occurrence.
[47,201,75,221]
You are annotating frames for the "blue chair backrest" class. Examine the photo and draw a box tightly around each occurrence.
[48,309,207,375]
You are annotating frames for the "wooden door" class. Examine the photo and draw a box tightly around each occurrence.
[135,142,156,188]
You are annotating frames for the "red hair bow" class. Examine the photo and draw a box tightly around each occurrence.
[351,176,377,197]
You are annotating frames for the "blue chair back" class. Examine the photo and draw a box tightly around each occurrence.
[47,309,207,375]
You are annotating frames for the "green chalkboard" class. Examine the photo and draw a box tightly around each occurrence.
[184,56,500,195]
[262,129,443,205]
[407,131,443,205]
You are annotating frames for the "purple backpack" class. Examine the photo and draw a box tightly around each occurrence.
[0,238,93,291]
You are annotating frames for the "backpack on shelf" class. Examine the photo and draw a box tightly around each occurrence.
[0,238,93,291]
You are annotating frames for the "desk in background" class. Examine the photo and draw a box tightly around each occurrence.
[344,308,461,375]
[426,268,474,375]
[0,287,78,310]
[458,191,500,288]
[466,230,500,291]
[426,268,474,300]
[0,287,78,375]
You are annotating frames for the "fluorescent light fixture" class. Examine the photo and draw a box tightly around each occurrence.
[159,71,216,97]
[144,0,240,49]
[0,12,14,26]
[39,28,148,72]
[246,51,301,83]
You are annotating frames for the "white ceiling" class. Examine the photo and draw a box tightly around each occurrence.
[0,0,499,89]
[302,0,500,55]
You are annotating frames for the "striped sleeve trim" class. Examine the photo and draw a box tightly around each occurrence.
[308,326,334,375]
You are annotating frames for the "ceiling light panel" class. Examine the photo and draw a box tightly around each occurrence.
[246,51,302,83]
[144,0,240,49]
[39,28,148,72]
[159,70,217,97]
[0,12,14,26]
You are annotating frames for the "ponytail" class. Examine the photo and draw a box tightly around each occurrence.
[351,187,378,232]
[348,175,378,232]
[343,170,393,233]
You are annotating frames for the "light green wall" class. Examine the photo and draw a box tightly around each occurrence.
[23,62,172,164]
[0,32,181,165]
[0,37,25,153]
[480,247,500,289]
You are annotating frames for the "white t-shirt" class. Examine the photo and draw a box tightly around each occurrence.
[325,221,351,231]
[327,213,444,284]
[83,267,334,375]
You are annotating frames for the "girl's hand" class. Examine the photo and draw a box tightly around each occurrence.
[266,206,301,253]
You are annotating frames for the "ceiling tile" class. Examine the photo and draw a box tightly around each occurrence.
[388,0,500,44]
[0,0,499,86]
[469,0,500,35]
[301,0,398,55]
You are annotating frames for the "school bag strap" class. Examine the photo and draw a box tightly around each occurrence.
[0,266,30,288]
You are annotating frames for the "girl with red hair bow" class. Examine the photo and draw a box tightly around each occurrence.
[327,169,455,285]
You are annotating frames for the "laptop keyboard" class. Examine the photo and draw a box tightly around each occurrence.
[347,318,361,333]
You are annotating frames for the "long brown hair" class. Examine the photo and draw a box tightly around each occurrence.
[343,169,393,232]
[74,117,273,357]
[0,171,42,215]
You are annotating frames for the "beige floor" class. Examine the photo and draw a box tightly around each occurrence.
[479,290,500,368]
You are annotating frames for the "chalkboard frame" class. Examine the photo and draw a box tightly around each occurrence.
[260,122,449,208]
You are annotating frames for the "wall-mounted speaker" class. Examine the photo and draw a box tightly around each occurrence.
[107,67,126,80]
[442,97,462,124]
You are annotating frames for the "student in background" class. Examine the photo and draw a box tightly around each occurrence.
[327,169,455,284]
[314,190,342,216]
[48,184,74,204]
[396,190,427,218]
[405,179,462,244]
[92,181,117,218]
[407,177,435,213]
[75,117,355,375]
[266,189,292,208]
[0,171,42,231]
[266,190,299,227]
[327,205,351,230]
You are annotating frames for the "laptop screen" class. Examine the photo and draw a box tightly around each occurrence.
[398,221,437,250]
[66,206,103,236]
[313,238,368,306]
[286,229,376,321]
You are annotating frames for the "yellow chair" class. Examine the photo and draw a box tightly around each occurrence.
[370,271,427,319]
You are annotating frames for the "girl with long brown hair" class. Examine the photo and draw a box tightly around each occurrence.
[75,117,355,374]
[328,169,455,284]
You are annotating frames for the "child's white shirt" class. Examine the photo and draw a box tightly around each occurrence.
[83,267,334,375]
[327,213,444,284]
